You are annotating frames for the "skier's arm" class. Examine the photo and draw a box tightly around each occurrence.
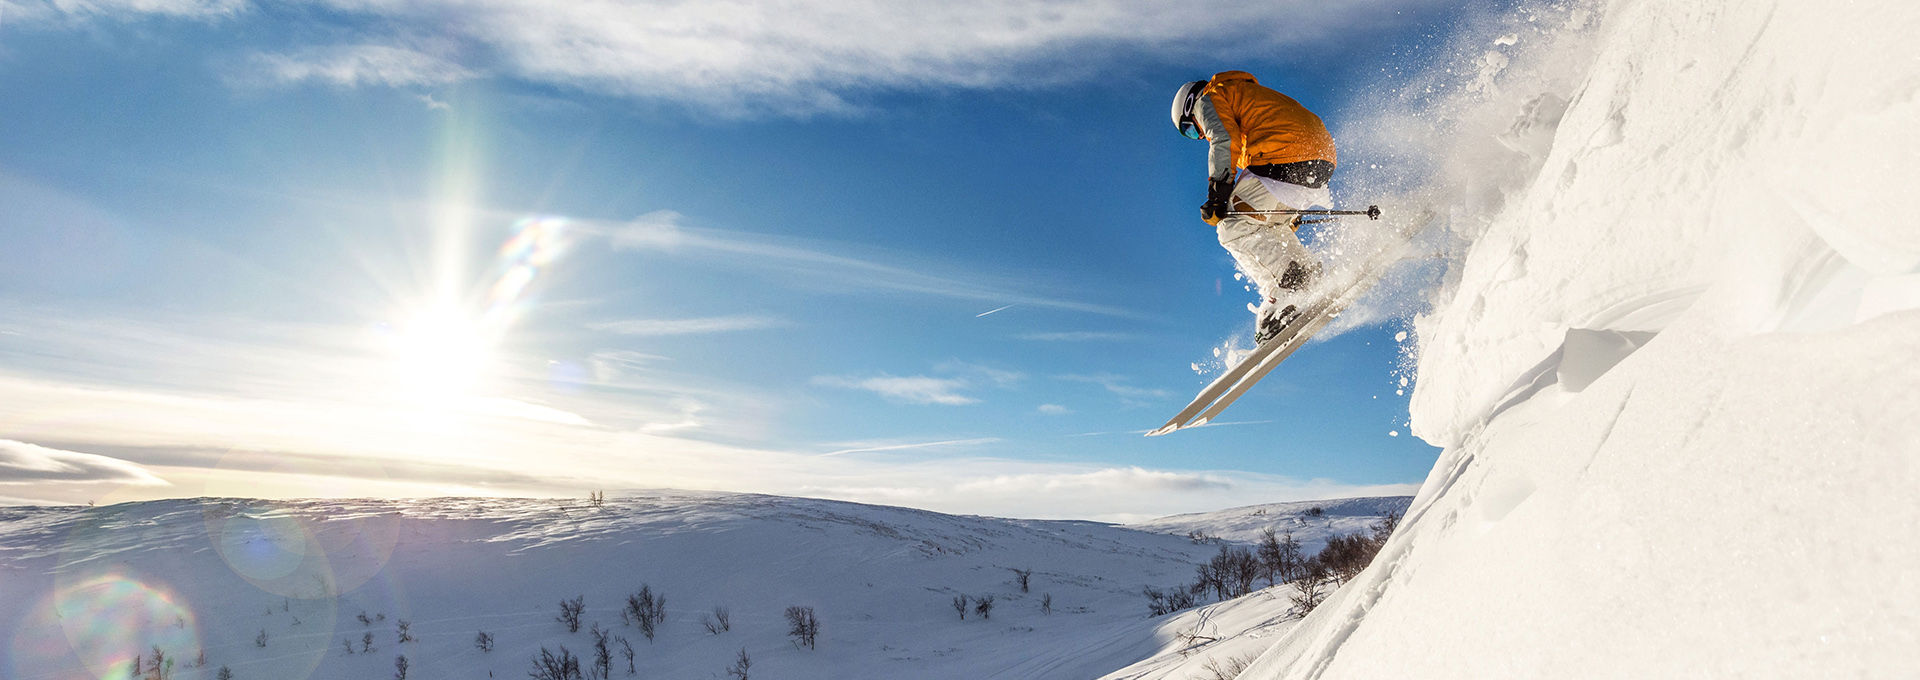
[1195,94,1233,182]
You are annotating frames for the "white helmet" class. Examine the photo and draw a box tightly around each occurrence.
[1170,80,1209,140]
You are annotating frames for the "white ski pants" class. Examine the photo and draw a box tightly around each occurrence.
[1216,175,1323,303]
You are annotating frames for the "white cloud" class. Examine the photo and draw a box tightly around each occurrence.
[1058,373,1171,403]
[246,44,473,88]
[813,374,977,405]
[1018,331,1137,342]
[594,212,1140,319]
[955,466,1233,495]
[10,0,243,20]
[19,0,1437,114]
[589,315,790,337]
[0,440,169,486]
[1037,404,1071,415]
[821,437,1001,457]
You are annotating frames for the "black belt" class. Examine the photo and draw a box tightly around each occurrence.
[1246,160,1335,189]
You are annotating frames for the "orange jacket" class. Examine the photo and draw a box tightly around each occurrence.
[1202,71,1337,171]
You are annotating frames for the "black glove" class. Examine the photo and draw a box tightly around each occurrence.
[1200,174,1234,225]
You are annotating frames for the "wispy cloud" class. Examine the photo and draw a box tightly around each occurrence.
[812,374,977,405]
[1037,404,1071,415]
[19,0,1441,115]
[0,440,168,486]
[596,211,1140,319]
[1058,373,1171,405]
[1018,331,1137,342]
[243,45,473,88]
[589,315,790,337]
[820,437,1002,457]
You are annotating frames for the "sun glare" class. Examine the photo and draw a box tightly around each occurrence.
[387,306,495,397]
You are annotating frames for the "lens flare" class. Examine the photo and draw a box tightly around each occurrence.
[484,217,569,328]
[9,570,201,680]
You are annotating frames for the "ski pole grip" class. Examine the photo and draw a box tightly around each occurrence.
[1366,205,1381,220]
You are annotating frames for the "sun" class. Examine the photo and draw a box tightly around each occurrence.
[385,305,496,398]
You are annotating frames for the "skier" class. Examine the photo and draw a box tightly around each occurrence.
[1171,71,1338,342]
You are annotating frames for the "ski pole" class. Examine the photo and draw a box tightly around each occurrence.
[1226,205,1381,220]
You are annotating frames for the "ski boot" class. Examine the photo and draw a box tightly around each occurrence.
[1254,302,1301,344]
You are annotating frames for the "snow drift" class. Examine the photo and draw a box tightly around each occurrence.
[1219,0,1920,676]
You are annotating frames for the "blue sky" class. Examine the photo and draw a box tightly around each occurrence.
[0,0,1465,520]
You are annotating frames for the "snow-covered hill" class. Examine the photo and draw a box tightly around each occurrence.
[1119,0,1920,677]
[0,492,1395,680]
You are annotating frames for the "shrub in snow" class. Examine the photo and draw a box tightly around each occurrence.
[393,655,408,680]
[215,667,232,680]
[784,606,820,649]
[1144,586,1197,617]
[1290,565,1330,616]
[1010,567,1033,592]
[358,611,372,626]
[589,490,605,508]
[973,595,995,620]
[623,586,666,641]
[558,595,586,633]
[1200,653,1255,680]
[395,619,414,644]
[254,629,268,648]
[342,638,355,655]
[1041,593,1052,614]
[529,646,582,680]
[590,623,613,680]
[362,632,376,653]
[725,648,751,680]
[143,647,173,680]
[702,606,731,634]
[615,636,635,676]
[474,631,494,652]
[951,595,968,620]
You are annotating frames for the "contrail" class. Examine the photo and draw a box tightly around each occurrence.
[976,305,1015,317]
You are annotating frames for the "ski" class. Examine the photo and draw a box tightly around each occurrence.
[1148,210,1433,436]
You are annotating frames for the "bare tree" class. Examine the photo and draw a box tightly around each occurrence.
[590,623,613,680]
[362,632,376,654]
[973,595,995,620]
[616,636,635,676]
[529,646,583,680]
[1257,528,1284,587]
[474,631,494,652]
[589,491,605,509]
[215,667,232,680]
[624,587,666,641]
[558,596,587,633]
[392,655,408,680]
[702,606,731,634]
[144,646,173,680]
[1010,567,1033,593]
[358,611,372,626]
[1199,653,1256,680]
[343,637,356,655]
[1290,564,1330,616]
[784,606,820,649]
[951,595,967,620]
[725,648,751,680]
[395,620,414,644]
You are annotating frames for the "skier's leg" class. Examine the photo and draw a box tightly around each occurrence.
[1215,177,1318,303]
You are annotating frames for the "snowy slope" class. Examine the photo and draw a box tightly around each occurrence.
[1127,497,1408,549]
[0,492,1390,680]
[1204,0,1920,677]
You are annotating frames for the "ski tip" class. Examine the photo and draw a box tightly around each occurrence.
[1144,424,1177,437]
